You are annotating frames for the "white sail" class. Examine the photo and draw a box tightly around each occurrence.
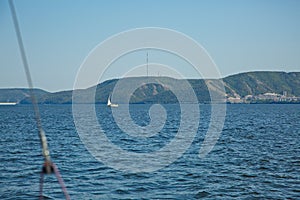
[107,96,111,106]
[107,95,118,107]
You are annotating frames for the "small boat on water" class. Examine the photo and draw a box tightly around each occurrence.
[107,95,118,107]
[0,102,17,106]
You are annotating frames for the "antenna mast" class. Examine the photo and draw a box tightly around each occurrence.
[146,52,149,77]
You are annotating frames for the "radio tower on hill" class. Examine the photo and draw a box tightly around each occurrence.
[146,52,149,77]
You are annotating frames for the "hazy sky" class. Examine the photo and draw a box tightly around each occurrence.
[1,0,299,92]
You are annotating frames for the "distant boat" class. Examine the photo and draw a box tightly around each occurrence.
[0,102,17,106]
[107,95,118,107]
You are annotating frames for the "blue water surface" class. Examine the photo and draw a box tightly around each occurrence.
[0,104,299,199]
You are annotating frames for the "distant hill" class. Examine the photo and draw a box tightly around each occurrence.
[223,71,300,98]
[1,71,299,104]
[0,88,49,103]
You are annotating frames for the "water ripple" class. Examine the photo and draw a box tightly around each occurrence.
[0,104,299,199]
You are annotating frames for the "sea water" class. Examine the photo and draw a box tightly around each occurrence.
[0,104,299,199]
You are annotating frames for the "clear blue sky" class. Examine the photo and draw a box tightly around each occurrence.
[1,0,299,92]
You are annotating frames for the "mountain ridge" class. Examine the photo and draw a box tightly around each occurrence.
[1,71,299,104]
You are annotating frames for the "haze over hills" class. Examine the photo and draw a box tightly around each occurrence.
[0,88,48,103]
[1,71,299,104]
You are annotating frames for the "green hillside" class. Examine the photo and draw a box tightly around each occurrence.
[0,88,49,103]
[1,71,299,104]
[223,71,300,97]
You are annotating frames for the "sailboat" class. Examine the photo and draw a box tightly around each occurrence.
[107,95,118,107]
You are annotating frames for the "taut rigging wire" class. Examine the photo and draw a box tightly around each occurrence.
[8,0,70,199]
